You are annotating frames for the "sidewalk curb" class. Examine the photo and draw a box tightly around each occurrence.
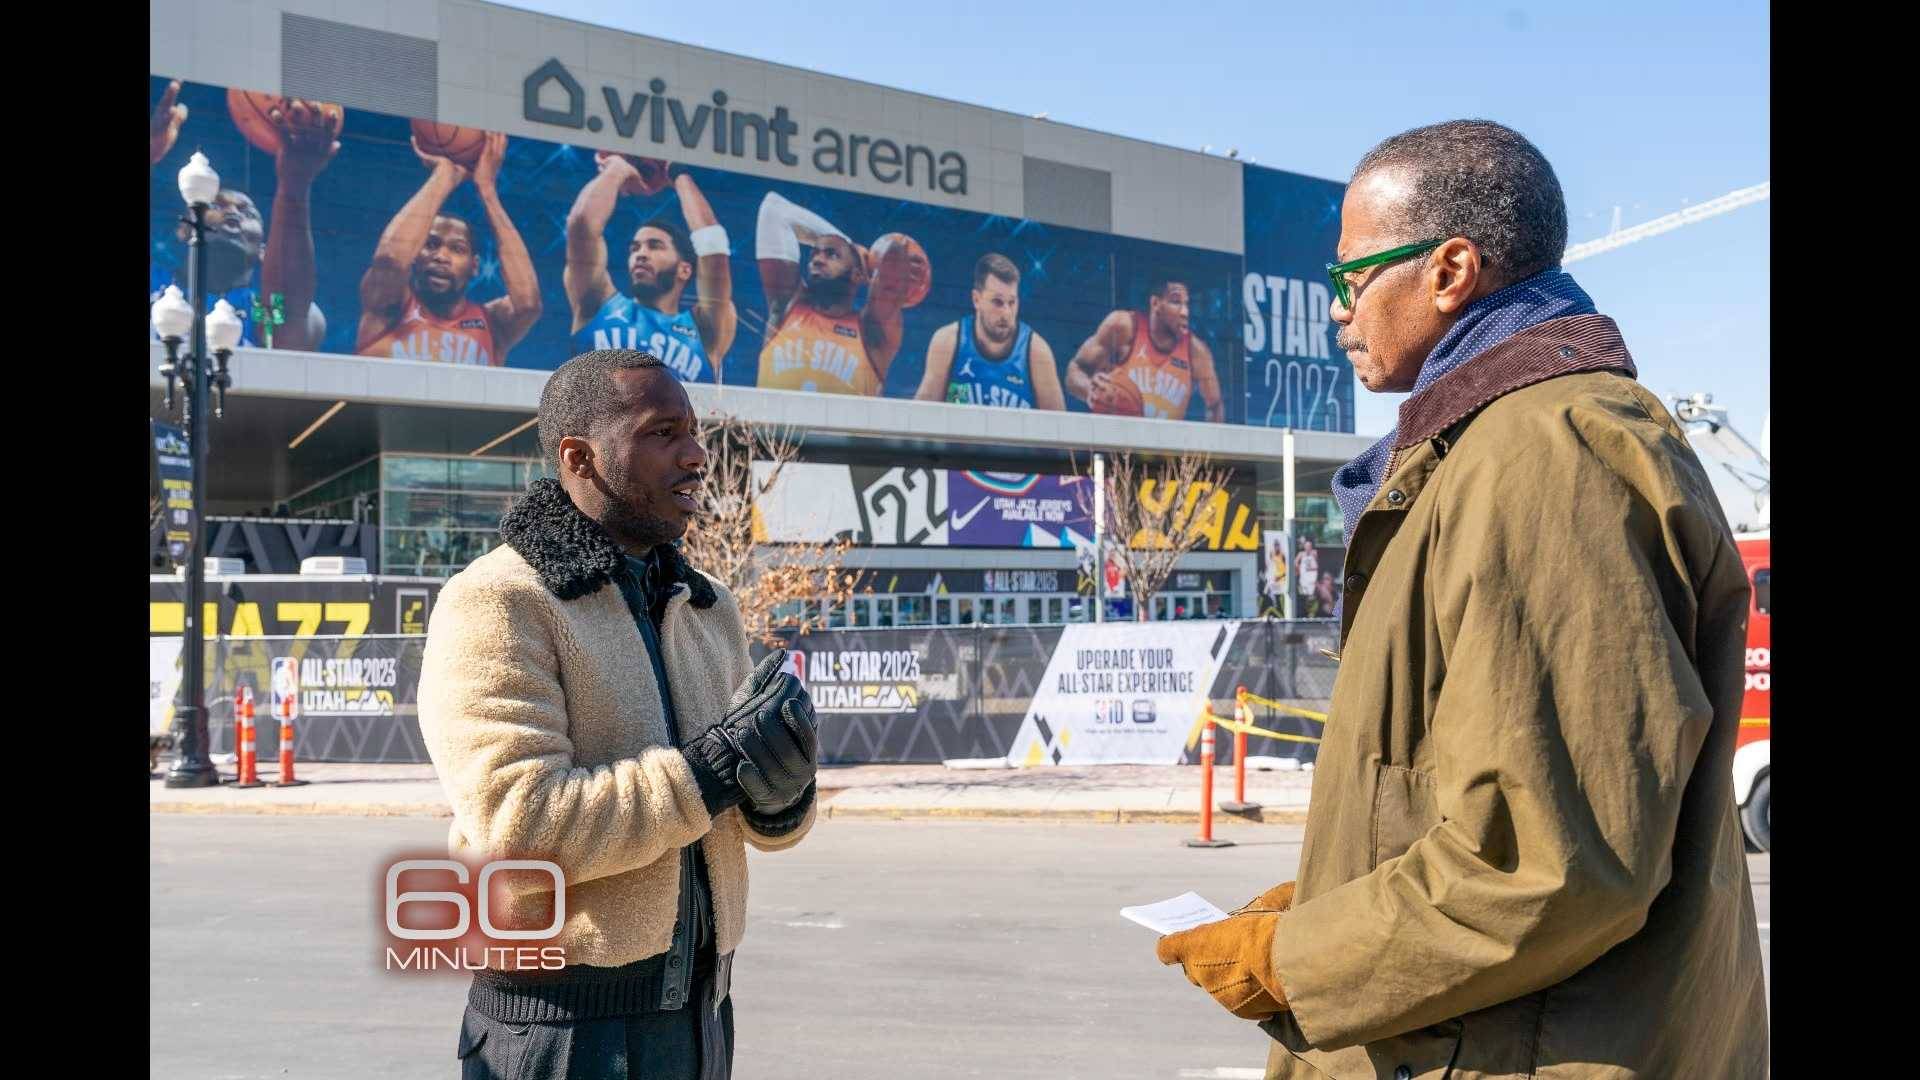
[150,801,453,818]
[823,806,1308,825]
[148,800,1307,824]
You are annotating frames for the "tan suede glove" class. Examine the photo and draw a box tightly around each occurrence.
[1155,880,1297,1020]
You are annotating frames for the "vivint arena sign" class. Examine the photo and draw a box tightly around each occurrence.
[524,60,972,195]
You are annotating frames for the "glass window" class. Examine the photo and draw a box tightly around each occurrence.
[849,597,870,628]
[453,459,519,492]
[1027,598,1044,625]
[1753,569,1770,616]
[517,459,551,488]
[384,456,451,491]
[802,600,821,628]
[935,597,953,625]
[999,598,1018,624]
[875,597,895,627]
[458,531,498,564]
[826,599,847,629]
[453,493,513,529]
[957,598,976,625]
[1046,597,1064,624]
[384,491,454,528]
[771,600,805,629]
[897,596,928,626]
[382,528,452,577]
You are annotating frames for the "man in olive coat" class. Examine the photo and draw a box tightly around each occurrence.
[1154,120,1769,1078]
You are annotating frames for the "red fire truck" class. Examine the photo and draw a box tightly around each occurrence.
[1734,534,1769,851]
[1675,394,1769,852]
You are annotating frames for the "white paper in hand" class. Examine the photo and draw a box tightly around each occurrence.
[1120,891,1230,935]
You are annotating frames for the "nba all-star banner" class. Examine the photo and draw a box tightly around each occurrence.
[151,76,1355,431]
[149,576,442,637]
[214,636,429,763]
[153,422,193,566]
[151,637,184,734]
[1004,621,1240,766]
[152,619,1331,765]
[752,462,1258,553]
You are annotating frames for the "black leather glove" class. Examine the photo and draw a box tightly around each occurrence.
[681,651,818,817]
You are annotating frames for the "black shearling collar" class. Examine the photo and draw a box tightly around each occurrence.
[497,478,716,609]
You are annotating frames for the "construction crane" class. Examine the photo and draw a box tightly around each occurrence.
[1672,392,1769,533]
[1564,181,1770,264]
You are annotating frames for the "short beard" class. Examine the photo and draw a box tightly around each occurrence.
[630,272,671,304]
[411,271,463,311]
[803,272,854,308]
[1335,327,1365,354]
[593,457,681,552]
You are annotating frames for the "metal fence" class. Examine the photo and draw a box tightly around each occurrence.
[174,635,430,764]
[752,619,1341,765]
[159,620,1342,766]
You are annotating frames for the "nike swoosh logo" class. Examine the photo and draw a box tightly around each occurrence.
[949,496,992,531]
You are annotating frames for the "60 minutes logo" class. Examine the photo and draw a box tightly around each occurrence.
[381,858,568,973]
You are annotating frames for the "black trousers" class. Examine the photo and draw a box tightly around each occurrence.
[456,995,733,1080]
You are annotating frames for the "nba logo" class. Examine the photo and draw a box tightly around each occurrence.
[781,650,806,686]
[270,657,299,717]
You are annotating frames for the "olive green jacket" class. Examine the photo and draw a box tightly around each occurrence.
[1261,315,1769,1079]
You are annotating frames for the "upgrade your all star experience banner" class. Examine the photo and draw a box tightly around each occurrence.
[1005,621,1240,766]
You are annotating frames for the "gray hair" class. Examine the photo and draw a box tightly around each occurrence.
[1352,120,1568,285]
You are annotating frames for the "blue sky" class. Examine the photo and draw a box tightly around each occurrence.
[513,0,1769,521]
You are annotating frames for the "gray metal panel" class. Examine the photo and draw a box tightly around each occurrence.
[282,13,437,119]
[1022,156,1112,233]
[152,344,1377,467]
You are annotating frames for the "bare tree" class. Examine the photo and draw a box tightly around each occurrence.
[1072,450,1235,621]
[678,412,859,645]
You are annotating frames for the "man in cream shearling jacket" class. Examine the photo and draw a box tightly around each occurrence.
[419,347,819,1080]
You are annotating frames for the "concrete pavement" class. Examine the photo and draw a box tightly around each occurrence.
[149,759,1317,824]
[151,815,1770,1080]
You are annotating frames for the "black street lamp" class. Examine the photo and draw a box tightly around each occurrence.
[152,150,243,789]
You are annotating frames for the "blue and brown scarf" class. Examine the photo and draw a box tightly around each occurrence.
[1331,268,1598,545]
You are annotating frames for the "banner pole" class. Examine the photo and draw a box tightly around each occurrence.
[1283,431,1297,621]
[1093,453,1106,624]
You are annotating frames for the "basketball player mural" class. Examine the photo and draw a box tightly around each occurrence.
[914,253,1065,410]
[564,153,734,383]
[355,131,542,366]
[756,191,931,396]
[148,80,334,351]
[1065,277,1225,421]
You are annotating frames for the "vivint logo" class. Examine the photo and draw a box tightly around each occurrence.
[521,58,971,195]
[382,858,567,973]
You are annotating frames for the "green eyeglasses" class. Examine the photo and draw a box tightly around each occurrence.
[1325,239,1447,311]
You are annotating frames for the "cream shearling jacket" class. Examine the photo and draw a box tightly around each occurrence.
[417,479,815,969]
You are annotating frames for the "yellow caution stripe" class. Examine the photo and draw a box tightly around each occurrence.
[1240,692,1330,723]
[1206,708,1323,745]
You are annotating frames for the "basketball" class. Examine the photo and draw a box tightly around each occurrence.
[227,89,343,156]
[410,120,490,167]
[871,233,932,308]
[1093,373,1146,417]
